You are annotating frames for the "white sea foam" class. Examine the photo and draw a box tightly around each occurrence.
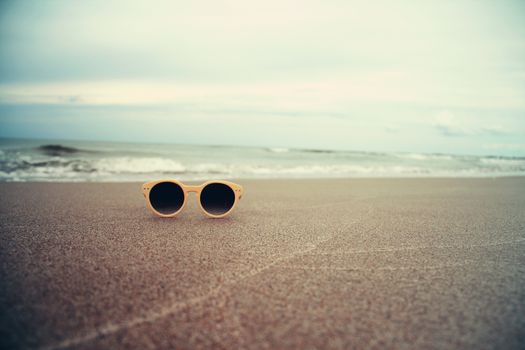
[94,157,187,174]
[480,157,525,166]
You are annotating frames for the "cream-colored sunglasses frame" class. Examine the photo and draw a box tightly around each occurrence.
[142,180,244,218]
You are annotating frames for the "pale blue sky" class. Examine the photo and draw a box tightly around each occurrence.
[0,0,524,155]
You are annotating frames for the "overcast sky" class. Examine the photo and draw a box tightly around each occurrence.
[0,0,524,155]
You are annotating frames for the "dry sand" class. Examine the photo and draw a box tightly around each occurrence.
[1,178,524,349]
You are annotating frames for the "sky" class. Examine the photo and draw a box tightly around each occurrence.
[0,0,524,156]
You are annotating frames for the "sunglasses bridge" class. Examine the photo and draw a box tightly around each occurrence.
[184,185,201,193]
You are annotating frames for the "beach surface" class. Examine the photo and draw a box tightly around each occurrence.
[1,178,524,349]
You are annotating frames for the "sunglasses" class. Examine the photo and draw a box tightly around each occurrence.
[142,180,244,218]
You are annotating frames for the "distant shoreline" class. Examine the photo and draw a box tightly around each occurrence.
[1,136,524,159]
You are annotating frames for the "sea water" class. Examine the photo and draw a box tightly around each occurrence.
[1,138,524,181]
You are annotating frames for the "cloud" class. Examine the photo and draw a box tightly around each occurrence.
[484,143,525,151]
[432,111,466,136]
[479,125,509,136]
[59,95,82,104]
[432,111,512,137]
[0,75,423,113]
[1,1,524,111]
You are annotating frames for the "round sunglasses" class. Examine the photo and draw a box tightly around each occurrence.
[142,180,244,218]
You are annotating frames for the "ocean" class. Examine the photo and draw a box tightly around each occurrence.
[0,138,524,182]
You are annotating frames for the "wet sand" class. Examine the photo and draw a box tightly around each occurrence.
[1,178,524,349]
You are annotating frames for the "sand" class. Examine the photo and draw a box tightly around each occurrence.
[1,178,524,349]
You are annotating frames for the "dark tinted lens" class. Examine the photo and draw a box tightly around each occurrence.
[149,182,184,214]
[200,183,235,215]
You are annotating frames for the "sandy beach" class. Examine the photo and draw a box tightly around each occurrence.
[1,178,524,349]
